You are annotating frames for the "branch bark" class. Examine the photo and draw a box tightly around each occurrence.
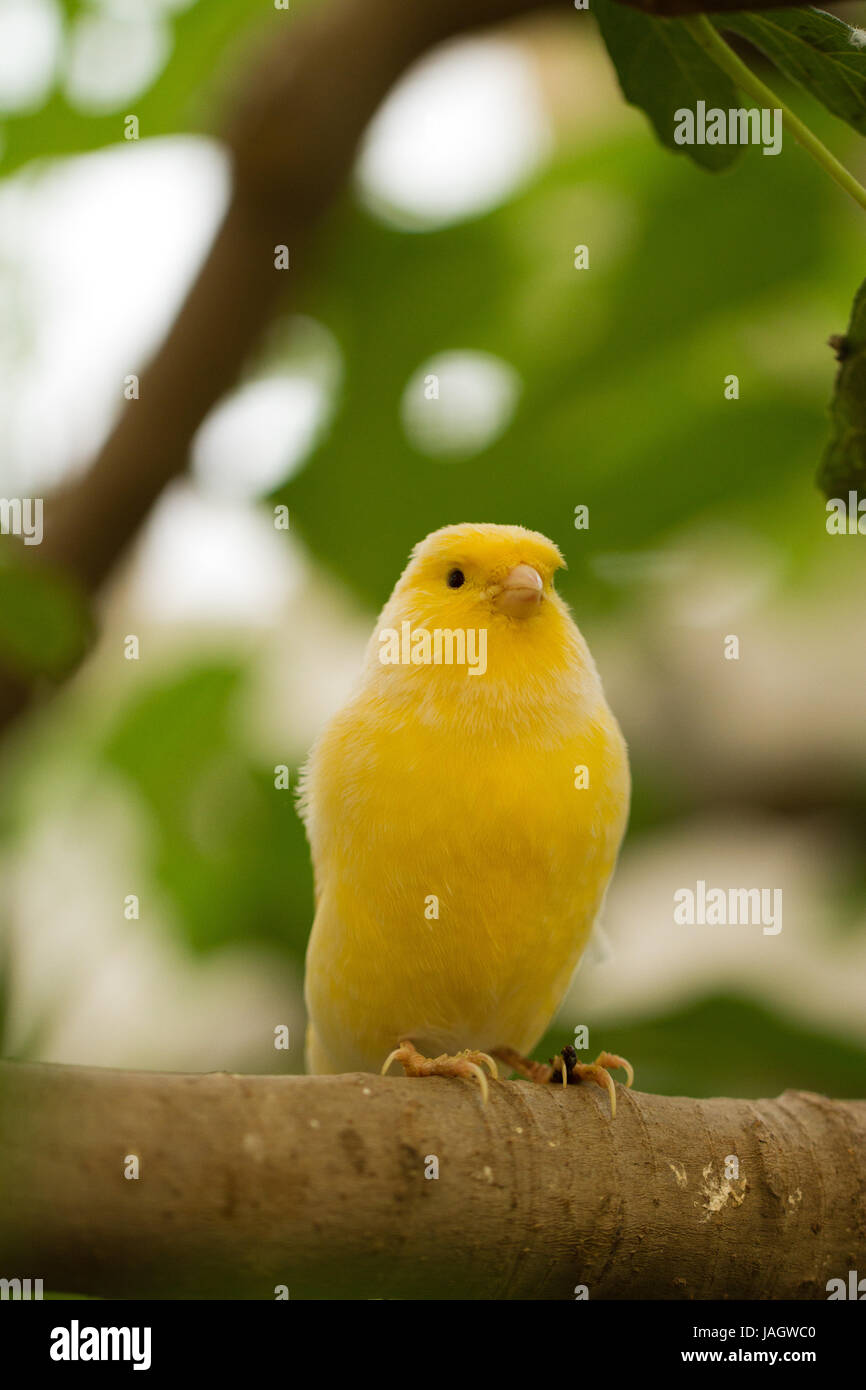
[1,1061,864,1300]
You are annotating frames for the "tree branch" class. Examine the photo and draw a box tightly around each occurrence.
[1,1061,863,1299]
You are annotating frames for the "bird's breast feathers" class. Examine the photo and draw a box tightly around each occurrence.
[302,688,629,1070]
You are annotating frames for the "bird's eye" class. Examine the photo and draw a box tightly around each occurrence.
[447,568,465,589]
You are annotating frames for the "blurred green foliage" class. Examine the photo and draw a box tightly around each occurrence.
[103,664,311,962]
[0,559,92,680]
[282,97,858,615]
[0,0,314,176]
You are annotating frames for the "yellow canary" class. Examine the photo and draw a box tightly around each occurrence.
[300,523,631,1105]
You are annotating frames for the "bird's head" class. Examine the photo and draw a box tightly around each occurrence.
[398,522,565,625]
[364,524,598,724]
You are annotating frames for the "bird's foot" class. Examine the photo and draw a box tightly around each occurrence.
[491,1044,558,1085]
[381,1039,498,1104]
[492,1044,633,1117]
[563,1048,634,1118]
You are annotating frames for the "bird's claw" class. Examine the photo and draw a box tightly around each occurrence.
[493,1043,633,1117]
[381,1040,498,1104]
[551,1046,634,1117]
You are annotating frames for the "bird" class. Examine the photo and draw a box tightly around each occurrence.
[299,523,632,1112]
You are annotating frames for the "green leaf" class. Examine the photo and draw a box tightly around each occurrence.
[715,8,866,139]
[0,554,92,680]
[818,276,866,498]
[594,0,743,171]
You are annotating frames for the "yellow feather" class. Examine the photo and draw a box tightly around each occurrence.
[300,523,630,1073]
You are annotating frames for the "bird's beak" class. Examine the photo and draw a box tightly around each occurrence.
[493,564,544,617]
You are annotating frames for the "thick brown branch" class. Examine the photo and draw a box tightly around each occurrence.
[1,1061,864,1299]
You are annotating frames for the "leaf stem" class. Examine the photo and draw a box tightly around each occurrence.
[682,14,866,216]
